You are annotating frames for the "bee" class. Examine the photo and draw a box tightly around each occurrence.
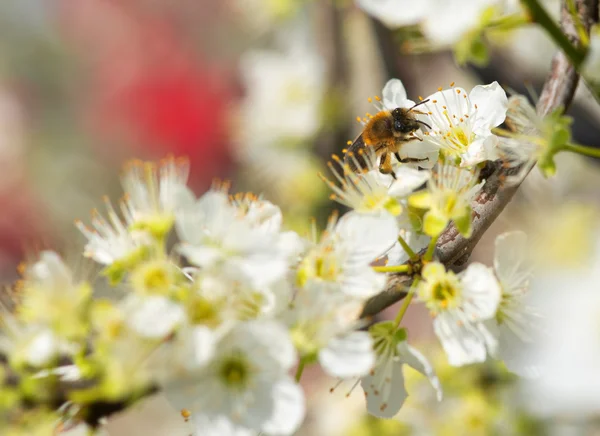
[344,99,432,179]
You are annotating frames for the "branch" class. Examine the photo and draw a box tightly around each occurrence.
[361,0,596,318]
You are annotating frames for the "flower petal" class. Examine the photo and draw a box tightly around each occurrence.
[361,356,407,418]
[336,212,399,264]
[424,210,449,236]
[382,78,415,110]
[460,263,501,320]
[434,315,487,366]
[387,166,431,197]
[494,230,530,290]
[319,331,375,378]
[260,378,306,435]
[125,296,185,338]
[397,341,443,401]
[469,81,508,133]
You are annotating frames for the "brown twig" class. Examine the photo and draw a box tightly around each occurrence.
[361,0,596,318]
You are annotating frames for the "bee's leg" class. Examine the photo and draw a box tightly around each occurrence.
[379,153,397,179]
[395,152,429,164]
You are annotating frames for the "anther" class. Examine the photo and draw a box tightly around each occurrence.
[450,82,455,87]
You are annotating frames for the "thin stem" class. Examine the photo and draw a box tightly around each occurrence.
[520,0,587,68]
[393,277,420,328]
[397,234,418,261]
[423,234,440,262]
[295,358,306,383]
[373,264,412,274]
[563,142,600,158]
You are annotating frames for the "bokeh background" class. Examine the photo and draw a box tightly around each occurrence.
[1,0,600,435]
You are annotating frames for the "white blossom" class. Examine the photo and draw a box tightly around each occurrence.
[297,212,397,299]
[123,295,186,339]
[323,147,430,217]
[409,162,484,237]
[286,281,375,379]
[487,231,539,377]
[421,82,508,167]
[176,188,302,289]
[362,333,442,418]
[417,262,501,366]
[165,321,304,436]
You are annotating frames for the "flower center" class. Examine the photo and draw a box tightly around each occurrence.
[297,247,339,286]
[446,126,474,153]
[219,355,251,389]
[188,295,222,327]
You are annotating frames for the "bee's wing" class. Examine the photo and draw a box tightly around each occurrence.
[344,133,370,173]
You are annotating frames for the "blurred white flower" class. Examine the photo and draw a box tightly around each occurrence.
[323,147,430,217]
[123,295,186,339]
[238,41,325,148]
[409,163,484,237]
[297,212,397,298]
[417,262,501,366]
[421,82,508,167]
[361,324,442,418]
[76,157,194,267]
[176,188,302,289]
[521,270,600,417]
[487,231,538,377]
[287,282,375,379]
[421,0,498,44]
[355,0,431,28]
[166,321,304,436]
[357,0,502,45]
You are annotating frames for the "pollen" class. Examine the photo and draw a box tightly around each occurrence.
[418,96,423,101]
[432,100,437,104]
[346,140,352,145]
[437,87,443,91]
[368,97,372,103]
[180,409,191,422]
[356,116,362,123]
[450,81,455,87]
[374,95,381,101]
[456,89,461,94]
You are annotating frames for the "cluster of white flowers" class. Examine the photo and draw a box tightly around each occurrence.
[0,78,542,435]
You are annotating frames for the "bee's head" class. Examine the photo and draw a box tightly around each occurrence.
[391,108,422,134]
[391,102,432,136]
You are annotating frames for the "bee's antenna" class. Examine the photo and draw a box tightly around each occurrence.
[416,119,432,129]
[408,99,430,112]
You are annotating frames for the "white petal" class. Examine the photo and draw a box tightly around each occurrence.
[361,356,407,418]
[422,0,491,44]
[459,136,492,167]
[397,342,443,401]
[387,166,430,197]
[191,326,217,368]
[382,78,415,110]
[25,330,58,367]
[319,331,375,378]
[178,245,223,268]
[459,263,502,320]
[336,212,399,264]
[469,81,508,133]
[232,321,296,371]
[494,230,530,290]
[192,414,254,436]
[356,0,430,28]
[126,296,185,338]
[434,315,487,366]
[341,267,386,298]
[423,88,470,127]
[395,140,439,169]
[260,378,306,435]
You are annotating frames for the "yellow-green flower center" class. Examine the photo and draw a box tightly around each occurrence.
[219,355,251,389]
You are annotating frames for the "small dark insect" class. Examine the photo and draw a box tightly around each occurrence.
[344,99,432,179]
